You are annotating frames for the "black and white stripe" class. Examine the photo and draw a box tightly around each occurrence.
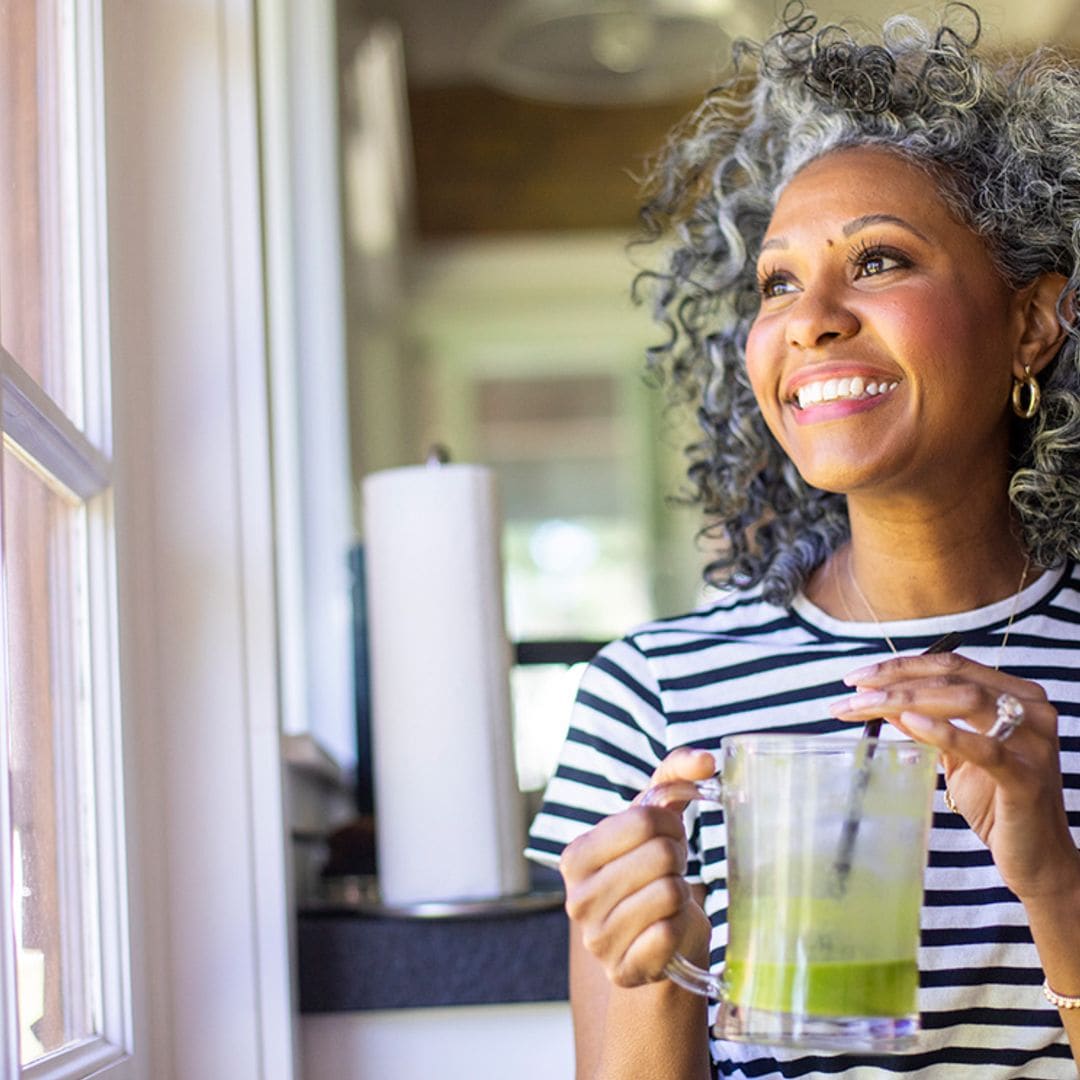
[527,562,1080,1078]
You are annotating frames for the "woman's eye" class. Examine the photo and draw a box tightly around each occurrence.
[853,246,909,279]
[758,273,796,299]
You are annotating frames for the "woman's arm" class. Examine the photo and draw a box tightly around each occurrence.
[559,747,716,1080]
[569,891,711,1080]
[1024,874,1080,1067]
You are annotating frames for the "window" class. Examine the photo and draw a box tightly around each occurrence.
[0,2,130,1076]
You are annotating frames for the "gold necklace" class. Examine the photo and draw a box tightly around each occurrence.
[839,548,1031,672]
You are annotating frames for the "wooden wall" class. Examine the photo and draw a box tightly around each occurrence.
[406,82,698,235]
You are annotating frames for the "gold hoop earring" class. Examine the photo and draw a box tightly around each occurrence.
[1012,365,1041,419]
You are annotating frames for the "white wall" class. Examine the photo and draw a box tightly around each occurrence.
[104,1,296,1076]
[301,1004,574,1080]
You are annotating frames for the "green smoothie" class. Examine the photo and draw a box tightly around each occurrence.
[725,958,918,1017]
[725,880,923,1019]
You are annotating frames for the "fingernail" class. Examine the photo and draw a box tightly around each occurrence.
[830,690,888,716]
[844,664,879,686]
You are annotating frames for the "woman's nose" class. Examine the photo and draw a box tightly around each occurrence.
[785,288,861,349]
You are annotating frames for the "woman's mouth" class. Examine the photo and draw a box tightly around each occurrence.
[791,375,899,410]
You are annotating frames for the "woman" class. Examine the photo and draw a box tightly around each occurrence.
[525,6,1080,1078]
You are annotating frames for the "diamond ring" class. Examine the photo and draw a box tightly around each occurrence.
[986,693,1025,742]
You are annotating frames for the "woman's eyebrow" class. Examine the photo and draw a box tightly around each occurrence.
[759,213,932,255]
[842,213,931,242]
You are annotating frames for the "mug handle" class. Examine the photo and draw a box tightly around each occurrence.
[639,776,726,999]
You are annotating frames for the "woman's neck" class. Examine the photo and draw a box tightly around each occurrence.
[808,491,1034,622]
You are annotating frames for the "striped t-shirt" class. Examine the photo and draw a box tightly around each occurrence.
[526,560,1080,1078]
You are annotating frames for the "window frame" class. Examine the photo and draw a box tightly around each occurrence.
[99,0,299,1074]
[0,0,313,1074]
[0,0,134,1075]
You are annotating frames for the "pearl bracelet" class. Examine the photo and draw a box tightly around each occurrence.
[1043,979,1080,1010]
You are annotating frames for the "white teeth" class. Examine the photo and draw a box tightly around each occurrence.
[793,376,899,408]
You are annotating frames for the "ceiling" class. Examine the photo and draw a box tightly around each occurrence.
[337,0,1080,237]
[348,0,1080,87]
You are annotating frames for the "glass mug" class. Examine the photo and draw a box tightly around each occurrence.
[642,734,938,1051]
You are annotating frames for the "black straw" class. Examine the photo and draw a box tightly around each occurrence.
[832,630,963,886]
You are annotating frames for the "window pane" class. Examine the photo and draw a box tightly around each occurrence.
[0,0,80,423]
[511,662,583,792]
[504,515,650,639]
[0,2,46,383]
[4,446,97,1064]
[470,372,655,639]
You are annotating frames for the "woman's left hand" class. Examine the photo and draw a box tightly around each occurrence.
[829,650,1080,902]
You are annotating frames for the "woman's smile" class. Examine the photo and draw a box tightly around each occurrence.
[785,365,901,423]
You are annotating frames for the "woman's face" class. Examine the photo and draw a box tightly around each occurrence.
[745,145,1024,504]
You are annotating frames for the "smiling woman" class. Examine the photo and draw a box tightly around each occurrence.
[523,5,1080,1079]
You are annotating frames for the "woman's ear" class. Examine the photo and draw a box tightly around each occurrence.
[1015,272,1070,379]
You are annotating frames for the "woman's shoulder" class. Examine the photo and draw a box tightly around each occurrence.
[1041,558,1080,610]
[609,582,811,662]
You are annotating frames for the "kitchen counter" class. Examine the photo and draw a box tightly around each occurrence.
[297,882,569,1012]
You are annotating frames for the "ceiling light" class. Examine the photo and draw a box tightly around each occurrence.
[471,0,760,107]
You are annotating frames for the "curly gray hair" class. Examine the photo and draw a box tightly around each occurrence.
[637,2,1080,606]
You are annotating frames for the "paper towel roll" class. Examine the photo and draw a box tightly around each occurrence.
[362,462,529,905]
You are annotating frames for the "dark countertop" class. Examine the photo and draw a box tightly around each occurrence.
[297,888,569,1012]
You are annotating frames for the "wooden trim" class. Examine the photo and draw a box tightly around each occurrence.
[260,0,357,769]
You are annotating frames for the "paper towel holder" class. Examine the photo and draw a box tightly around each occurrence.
[426,443,451,466]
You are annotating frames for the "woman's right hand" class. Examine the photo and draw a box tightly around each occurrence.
[558,747,716,989]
